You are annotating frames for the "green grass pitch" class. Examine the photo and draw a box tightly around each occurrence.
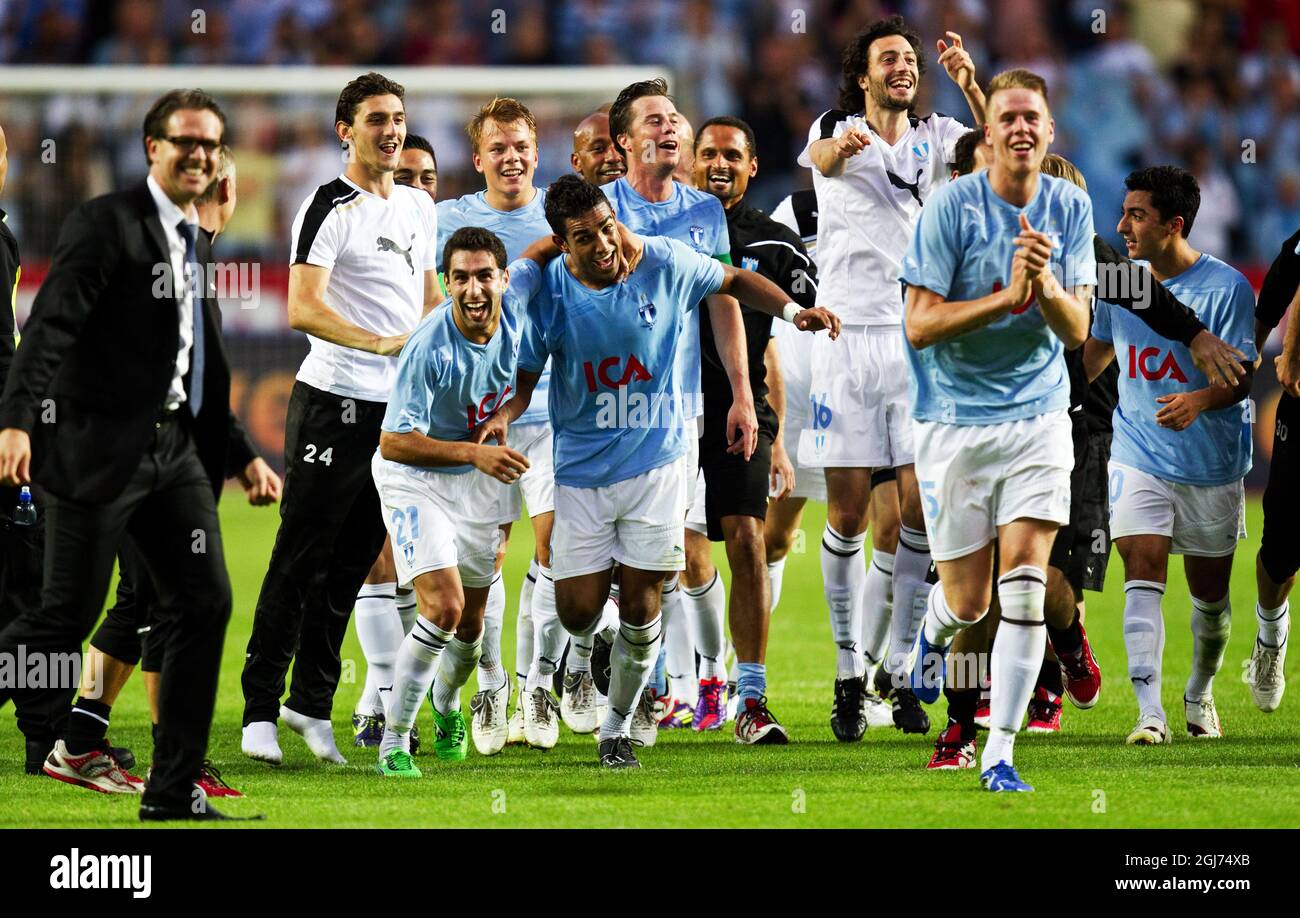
[2,495,1297,828]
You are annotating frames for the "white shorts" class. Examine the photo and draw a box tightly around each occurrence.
[684,419,701,514]
[1107,462,1246,557]
[372,454,508,589]
[551,457,688,580]
[798,325,915,470]
[913,409,1073,562]
[772,320,826,502]
[686,468,708,535]
[502,421,555,520]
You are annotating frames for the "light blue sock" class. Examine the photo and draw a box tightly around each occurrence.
[737,662,766,703]
[650,644,668,695]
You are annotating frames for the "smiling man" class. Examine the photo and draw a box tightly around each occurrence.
[571,110,626,186]
[0,89,249,820]
[240,72,440,769]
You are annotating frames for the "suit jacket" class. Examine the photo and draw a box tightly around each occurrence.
[0,181,245,502]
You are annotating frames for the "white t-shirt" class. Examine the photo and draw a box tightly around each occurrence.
[289,176,437,403]
[797,109,968,324]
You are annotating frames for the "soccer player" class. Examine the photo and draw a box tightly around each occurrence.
[572,110,627,186]
[599,79,756,744]
[798,16,987,739]
[434,98,571,751]
[485,175,838,768]
[672,114,695,185]
[1083,166,1256,744]
[1248,226,1299,712]
[900,69,1096,791]
[395,133,437,200]
[688,115,818,741]
[240,72,439,766]
[371,226,547,777]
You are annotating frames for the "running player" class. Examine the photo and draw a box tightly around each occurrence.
[688,116,818,741]
[241,72,439,766]
[1083,166,1256,744]
[901,69,1095,791]
[599,79,754,745]
[433,98,569,752]
[371,226,547,777]
[1249,226,1299,712]
[798,16,987,739]
[485,175,839,768]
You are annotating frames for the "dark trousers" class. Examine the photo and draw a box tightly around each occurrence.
[1261,392,1300,585]
[0,418,231,807]
[240,381,387,724]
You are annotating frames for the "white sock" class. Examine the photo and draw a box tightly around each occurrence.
[888,525,931,676]
[822,524,866,679]
[395,586,418,633]
[982,565,1046,771]
[354,582,402,717]
[1256,600,1290,648]
[768,557,787,614]
[923,581,979,648]
[1124,580,1167,720]
[516,561,538,689]
[600,615,662,739]
[862,550,894,668]
[433,635,482,715]
[1187,592,1231,700]
[569,596,616,674]
[661,577,696,701]
[527,565,566,693]
[382,617,453,755]
[684,572,726,682]
[474,573,506,693]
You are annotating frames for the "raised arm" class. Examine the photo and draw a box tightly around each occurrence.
[287,263,408,356]
[936,32,986,126]
[716,262,841,336]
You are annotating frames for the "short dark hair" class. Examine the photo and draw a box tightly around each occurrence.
[403,132,437,171]
[335,71,405,128]
[950,129,985,176]
[142,89,226,162]
[1125,165,1200,237]
[609,78,673,159]
[443,226,508,272]
[544,173,612,237]
[194,144,234,205]
[696,116,757,159]
[838,15,926,113]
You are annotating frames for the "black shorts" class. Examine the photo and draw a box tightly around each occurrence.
[870,467,897,490]
[699,404,778,542]
[1260,392,1300,584]
[89,542,170,672]
[1049,414,1113,595]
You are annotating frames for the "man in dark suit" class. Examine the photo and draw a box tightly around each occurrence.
[0,89,253,820]
[47,145,280,797]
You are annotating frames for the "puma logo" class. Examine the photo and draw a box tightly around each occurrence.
[886,168,923,205]
[377,234,415,274]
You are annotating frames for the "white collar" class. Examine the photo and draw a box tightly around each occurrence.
[146,173,196,230]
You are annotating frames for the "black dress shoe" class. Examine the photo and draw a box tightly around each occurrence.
[139,801,265,822]
[109,744,136,772]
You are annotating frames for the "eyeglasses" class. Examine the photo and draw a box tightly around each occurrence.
[160,135,221,155]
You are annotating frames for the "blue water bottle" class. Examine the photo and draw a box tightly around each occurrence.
[13,486,36,526]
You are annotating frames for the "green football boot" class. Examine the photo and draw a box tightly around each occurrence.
[375,749,422,778]
[431,706,469,762]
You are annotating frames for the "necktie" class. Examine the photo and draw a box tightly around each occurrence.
[176,220,204,416]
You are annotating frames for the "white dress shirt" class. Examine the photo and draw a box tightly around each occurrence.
[146,174,198,412]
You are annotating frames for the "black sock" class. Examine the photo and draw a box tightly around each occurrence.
[1036,658,1064,697]
[944,686,978,741]
[1046,613,1084,658]
[64,698,112,755]
[151,722,160,746]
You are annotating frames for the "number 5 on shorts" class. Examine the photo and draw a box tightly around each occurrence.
[920,480,939,522]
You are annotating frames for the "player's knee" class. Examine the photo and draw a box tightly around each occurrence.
[724,518,766,571]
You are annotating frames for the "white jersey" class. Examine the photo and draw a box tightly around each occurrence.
[797,109,968,324]
[290,176,438,403]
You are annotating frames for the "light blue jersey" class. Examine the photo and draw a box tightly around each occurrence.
[603,178,732,421]
[900,171,1097,424]
[381,258,542,474]
[519,235,725,488]
[436,188,552,425]
[1091,253,1256,486]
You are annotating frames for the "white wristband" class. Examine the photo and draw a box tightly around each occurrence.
[782,302,802,324]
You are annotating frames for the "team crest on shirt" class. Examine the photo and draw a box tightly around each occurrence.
[912,141,930,160]
[689,225,706,248]
[742,256,758,272]
[638,294,657,328]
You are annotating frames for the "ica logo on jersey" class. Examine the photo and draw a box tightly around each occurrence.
[465,386,513,429]
[1127,346,1187,382]
[583,354,652,393]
